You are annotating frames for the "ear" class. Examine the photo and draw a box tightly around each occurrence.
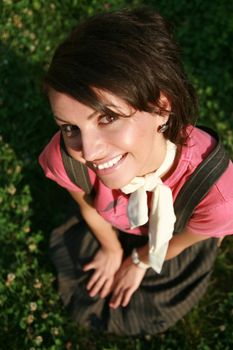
[157,92,171,121]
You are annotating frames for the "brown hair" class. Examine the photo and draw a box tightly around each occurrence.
[45,7,198,144]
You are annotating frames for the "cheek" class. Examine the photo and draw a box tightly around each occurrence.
[119,123,153,151]
[111,124,144,149]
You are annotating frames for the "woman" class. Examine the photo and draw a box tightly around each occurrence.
[39,8,233,335]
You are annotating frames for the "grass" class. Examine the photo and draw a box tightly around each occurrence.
[0,0,233,349]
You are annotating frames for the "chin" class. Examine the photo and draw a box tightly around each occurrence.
[99,176,134,190]
[99,180,124,190]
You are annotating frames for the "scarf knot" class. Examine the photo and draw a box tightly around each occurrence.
[121,140,177,273]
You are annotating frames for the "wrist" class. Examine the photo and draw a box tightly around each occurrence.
[102,243,123,254]
[131,248,150,270]
[100,229,123,252]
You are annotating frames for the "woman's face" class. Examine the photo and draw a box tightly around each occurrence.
[49,88,170,189]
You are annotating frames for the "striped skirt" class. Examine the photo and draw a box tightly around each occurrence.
[50,216,218,335]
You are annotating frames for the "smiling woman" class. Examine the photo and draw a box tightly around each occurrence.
[48,88,169,189]
[39,7,233,335]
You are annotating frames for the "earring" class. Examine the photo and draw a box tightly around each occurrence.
[158,123,169,133]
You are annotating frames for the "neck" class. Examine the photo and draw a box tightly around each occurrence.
[139,136,168,177]
[161,144,181,181]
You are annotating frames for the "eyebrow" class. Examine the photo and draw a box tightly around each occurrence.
[53,116,68,123]
[53,103,123,124]
[53,110,98,124]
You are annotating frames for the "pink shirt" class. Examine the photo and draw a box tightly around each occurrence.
[39,127,233,238]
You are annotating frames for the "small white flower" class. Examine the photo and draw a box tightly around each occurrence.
[6,273,16,286]
[35,336,43,345]
[30,302,37,312]
[27,315,34,324]
[7,273,16,282]
[6,185,16,195]
[51,327,59,336]
[34,279,42,289]
[41,312,48,319]
[28,243,37,252]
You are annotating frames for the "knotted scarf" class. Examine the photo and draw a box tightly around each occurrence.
[121,140,177,273]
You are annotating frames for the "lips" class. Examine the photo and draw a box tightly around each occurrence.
[92,154,124,170]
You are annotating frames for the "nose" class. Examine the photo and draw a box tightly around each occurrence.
[81,129,107,162]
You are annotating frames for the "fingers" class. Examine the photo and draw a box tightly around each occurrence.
[99,278,114,299]
[86,271,137,307]
[86,272,113,298]
[83,252,141,306]
[109,288,124,309]
[86,270,101,291]
[83,261,95,272]
[88,275,106,297]
[83,259,115,298]
[84,260,107,296]
[109,284,135,309]
[121,289,134,307]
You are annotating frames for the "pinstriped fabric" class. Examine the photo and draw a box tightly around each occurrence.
[174,128,229,232]
[60,136,92,194]
[50,220,218,335]
[174,157,229,232]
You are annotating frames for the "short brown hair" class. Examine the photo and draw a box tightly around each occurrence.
[45,7,198,144]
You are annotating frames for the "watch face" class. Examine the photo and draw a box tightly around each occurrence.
[131,249,150,269]
[131,249,140,264]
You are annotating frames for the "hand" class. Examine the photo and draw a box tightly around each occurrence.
[83,246,123,298]
[109,256,147,309]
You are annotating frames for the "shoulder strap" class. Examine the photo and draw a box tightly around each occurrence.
[60,136,93,194]
[173,126,230,233]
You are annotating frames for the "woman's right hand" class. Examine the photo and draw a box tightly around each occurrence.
[83,246,124,299]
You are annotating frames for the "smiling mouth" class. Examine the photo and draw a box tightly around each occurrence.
[92,154,124,170]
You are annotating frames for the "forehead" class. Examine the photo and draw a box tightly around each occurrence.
[48,88,93,116]
[48,88,133,119]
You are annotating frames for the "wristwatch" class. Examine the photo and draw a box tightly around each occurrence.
[131,248,150,270]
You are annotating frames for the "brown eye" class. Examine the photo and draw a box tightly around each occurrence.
[61,124,80,137]
[99,114,119,125]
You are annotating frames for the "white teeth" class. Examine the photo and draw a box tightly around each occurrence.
[93,155,123,170]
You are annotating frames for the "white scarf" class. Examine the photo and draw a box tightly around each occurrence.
[121,140,177,273]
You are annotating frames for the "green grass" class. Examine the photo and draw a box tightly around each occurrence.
[0,0,233,349]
